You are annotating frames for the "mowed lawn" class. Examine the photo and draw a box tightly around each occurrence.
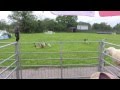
[0,32,120,67]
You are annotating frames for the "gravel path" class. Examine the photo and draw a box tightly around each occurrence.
[21,66,98,79]
[0,66,120,79]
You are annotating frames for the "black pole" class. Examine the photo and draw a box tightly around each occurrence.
[15,26,20,42]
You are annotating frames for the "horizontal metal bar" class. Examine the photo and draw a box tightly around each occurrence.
[19,41,100,44]
[63,76,90,79]
[0,59,15,61]
[104,41,120,47]
[21,52,60,54]
[0,66,15,68]
[19,57,98,61]
[103,60,120,72]
[4,67,17,79]
[21,63,98,67]
[63,57,98,60]
[51,76,90,79]
[0,42,16,49]
[21,65,61,67]
[103,52,120,62]
[0,42,15,44]
[0,51,98,55]
[0,41,100,43]
[0,63,98,68]
[20,51,99,54]
[33,76,90,79]
[0,61,17,75]
[103,67,118,77]
[0,54,16,65]
[62,63,98,66]
[1,57,98,61]
[19,58,60,60]
[0,52,14,54]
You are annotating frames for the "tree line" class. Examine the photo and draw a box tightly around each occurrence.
[0,11,120,33]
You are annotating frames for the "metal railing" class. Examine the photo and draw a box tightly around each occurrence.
[19,41,99,79]
[0,42,21,79]
[1,40,120,79]
[98,40,120,78]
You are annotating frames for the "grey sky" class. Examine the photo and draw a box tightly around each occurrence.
[0,11,120,27]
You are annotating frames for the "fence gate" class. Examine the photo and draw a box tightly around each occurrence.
[19,41,99,79]
[0,42,21,79]
[1,40,119,79]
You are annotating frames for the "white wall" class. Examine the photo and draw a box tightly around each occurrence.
[77,25,88,30]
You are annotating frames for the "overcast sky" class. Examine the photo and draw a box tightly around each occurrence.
[0,11,120,27]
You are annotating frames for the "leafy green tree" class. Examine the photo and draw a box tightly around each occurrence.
[113,23,120,30]
[92,22,112,31]
[8,11,37,33]
[0,19,8,30]
[56,16,78,31]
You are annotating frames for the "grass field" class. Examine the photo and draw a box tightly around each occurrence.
[0,32,120,67]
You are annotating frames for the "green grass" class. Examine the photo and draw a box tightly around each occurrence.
[0,32,120,67]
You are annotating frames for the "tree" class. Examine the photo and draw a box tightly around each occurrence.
[0,19,8,30]
[8,11,37,33]
[92,22,112,31]
[54,22,67,32]
[43,18,57,31]
[113,23,120,30]
[92,23,100,30]
[8,12,78,33]
[56,16,78,31]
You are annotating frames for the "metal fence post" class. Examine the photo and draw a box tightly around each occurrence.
[15,42,20,79]
[59,41,63,79]
[98,40,105,72]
